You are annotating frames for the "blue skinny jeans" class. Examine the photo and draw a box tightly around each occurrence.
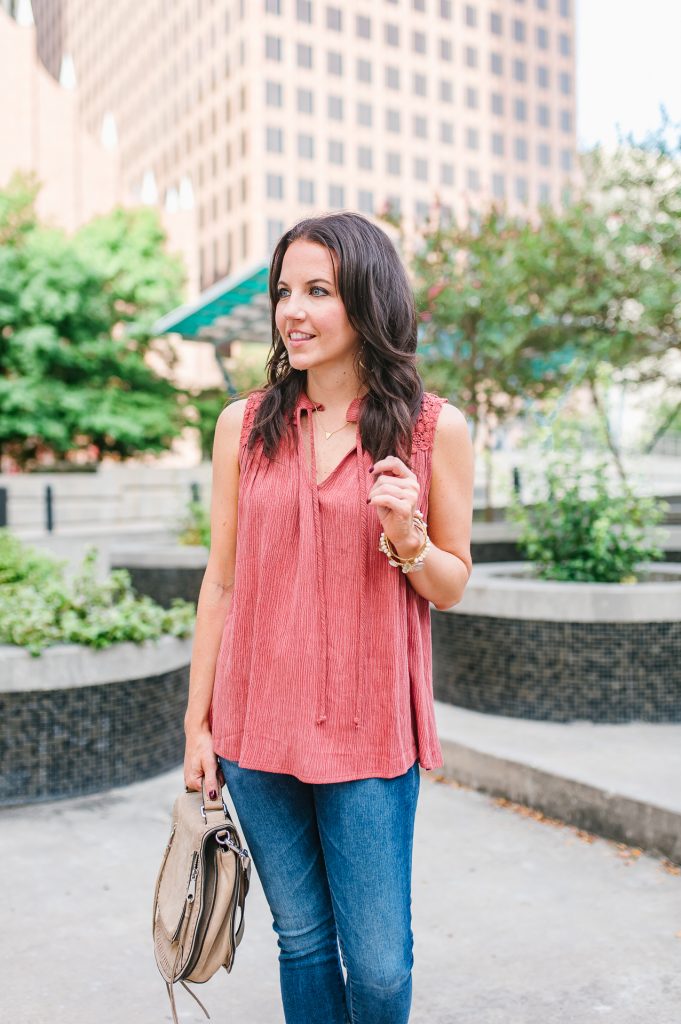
[217,755,421,1024]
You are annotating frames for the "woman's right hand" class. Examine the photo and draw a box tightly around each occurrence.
[184,726,224,799]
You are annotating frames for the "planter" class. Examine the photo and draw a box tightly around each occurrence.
[110,544,208,607]
[432,561,681,723]
[0,635,193,806]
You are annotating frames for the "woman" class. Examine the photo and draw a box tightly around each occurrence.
[183,211,474,1024]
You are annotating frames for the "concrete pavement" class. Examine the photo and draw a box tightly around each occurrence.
[1,760,680,1024]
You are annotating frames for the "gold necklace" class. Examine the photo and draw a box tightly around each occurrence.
[313,407,350,440]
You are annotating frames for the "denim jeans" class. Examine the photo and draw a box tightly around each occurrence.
[217,755,421,1024]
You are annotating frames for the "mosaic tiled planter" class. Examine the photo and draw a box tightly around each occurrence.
[109,545,207,607]
[0,635,192,807]
[432,562,681,723]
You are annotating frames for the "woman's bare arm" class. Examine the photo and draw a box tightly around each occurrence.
[183,397,246,793]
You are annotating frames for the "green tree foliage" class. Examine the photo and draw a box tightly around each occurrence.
[0,173,188,469]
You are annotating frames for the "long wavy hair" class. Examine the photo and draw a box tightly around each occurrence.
[244,211,425,466]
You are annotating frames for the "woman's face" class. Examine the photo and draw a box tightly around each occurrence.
[275,239,361,374]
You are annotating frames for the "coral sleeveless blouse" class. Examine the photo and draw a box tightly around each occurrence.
[209,387,448,783]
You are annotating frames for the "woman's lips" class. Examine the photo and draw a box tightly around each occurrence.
[288,334,315,347]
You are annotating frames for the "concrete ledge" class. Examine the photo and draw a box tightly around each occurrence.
[434,700,681,864]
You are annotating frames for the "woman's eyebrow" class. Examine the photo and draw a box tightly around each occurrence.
[277,277,333,287]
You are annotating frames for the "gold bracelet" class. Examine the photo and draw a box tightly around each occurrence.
[378,510,431,574]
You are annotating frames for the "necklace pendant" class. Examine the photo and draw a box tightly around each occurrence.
[324,431,332,439]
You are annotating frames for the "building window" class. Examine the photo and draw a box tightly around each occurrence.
[385,65,400,89]
[515,176,529,203]
[537,103,550,127]
[357,145,373,170]
[492,173,505,199]
[328,139,344,164]
[465,86,479,109]
[491,131,505,156]
[440,162,455,185]
[298,133,314,158]
[513,58,526,81]
[466,167,481,191]
[538,142,551,166]
[440,0,452,19]
[465,4,478,26]
[296,0,312,23]
[356,14,371,38]
[297,87,314,113]
[267,218,284,251]
[265,35,282,61]
[561,148,574,171]
[265,126,283,152]
[512,19,526,42]
[491,92,504,115]
[514,98,527,121]
[413,0,426,11]
[328,184,345,207]
[440,39,453,61]
[386,151,401,175]
[490,53,504,75]
[514,137,528,161]
[536,0,548,9]
[265,0,281,13]
[413,30,426,53]
[440,79,454,103]
[559,33,571,56]
[440,121,454,144]
[413,72,427,96]
[327,50,343,75]
[386,109,401,132]
[266,172,284,199]
[357,101,373,126]
[326,6,342,31]
[413,114,428,138]
[298,43,315,69]
[466,126,479,150]
[265,80,283,106]
[357,58,372,82]
[385,23,400,46]
[328,94,344,119]
[298,178,315,203]
[490,11,502,34]
[358,189,374,213]
[538,182,551,204]
[537,65,550,88]
[415,200,430,223]
[559,71,572,95]
[560,109,573,132]
[414,157,429,181]
[241,223,249,261]
[465,46,478,68]
[536,26,549,49]
[559,0,571,17]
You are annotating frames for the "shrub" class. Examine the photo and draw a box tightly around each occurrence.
[177,500,211,549]
[506,449,669,584]
[0,529,195,656]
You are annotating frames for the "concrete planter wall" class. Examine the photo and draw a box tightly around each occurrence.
[110,545,208,607]
[433,562,681,723]
[0,635,192,806]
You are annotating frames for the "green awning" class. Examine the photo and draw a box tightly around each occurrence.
[153,261,271,341]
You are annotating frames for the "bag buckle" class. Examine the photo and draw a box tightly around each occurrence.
[200,799,229,823]
[216,829,250,861]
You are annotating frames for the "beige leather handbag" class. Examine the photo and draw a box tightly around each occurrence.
[152,780,251,1024]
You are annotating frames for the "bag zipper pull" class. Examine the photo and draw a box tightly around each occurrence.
[186,852,200,903]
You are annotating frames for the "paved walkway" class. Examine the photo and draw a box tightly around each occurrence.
[1,760,680,1024]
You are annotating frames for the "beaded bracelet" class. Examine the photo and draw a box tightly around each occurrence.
[378,509,431,574]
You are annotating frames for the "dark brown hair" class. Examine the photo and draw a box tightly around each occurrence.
[244,211,424,465]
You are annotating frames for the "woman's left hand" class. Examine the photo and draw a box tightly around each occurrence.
[367,456,422,549]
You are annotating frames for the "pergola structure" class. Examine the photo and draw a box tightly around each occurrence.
[153,261,271,394]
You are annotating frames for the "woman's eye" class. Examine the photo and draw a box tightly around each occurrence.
[276,286,327,299]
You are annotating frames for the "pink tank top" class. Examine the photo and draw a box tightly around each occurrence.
[209,386,448,783]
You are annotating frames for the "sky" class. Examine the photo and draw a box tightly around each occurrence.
[575,0,681,151]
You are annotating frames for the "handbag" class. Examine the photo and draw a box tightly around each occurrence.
[152,778,252,1024]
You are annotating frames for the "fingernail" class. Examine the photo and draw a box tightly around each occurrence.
[209,789,217,800]
[368,466,374,473]
[366,498,371,503]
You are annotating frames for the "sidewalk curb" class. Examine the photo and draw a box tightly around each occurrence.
[438,736,681,865]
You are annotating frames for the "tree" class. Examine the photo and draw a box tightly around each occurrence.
[0,173,188,470]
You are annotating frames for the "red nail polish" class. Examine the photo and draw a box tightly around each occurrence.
[209,789,217,800]
[368,466,374,473]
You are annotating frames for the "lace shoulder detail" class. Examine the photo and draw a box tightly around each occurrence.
[411,392,448,452]
[239,389,268,448]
